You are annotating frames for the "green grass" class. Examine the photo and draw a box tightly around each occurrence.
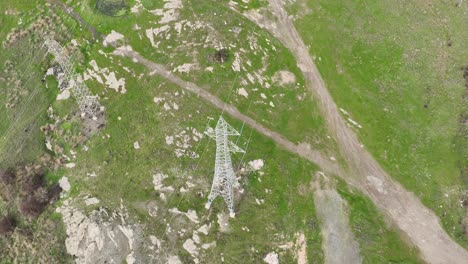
[0,3,94,262]
[62,44,325,261]
[0,0,449,261]
[292,0,468,247]
[0,32,52,170]
[67,0,333,150]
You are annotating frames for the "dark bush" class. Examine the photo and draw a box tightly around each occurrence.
[0,215,17,235]
[212,49,230,63]
[95,0,129,17]
[0,170,15,185]
[47,184,62,203]
[22,173,45,194]
[20,196,48,218]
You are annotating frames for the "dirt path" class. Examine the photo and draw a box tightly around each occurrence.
[111,47,341,176]
[241,1,468,263]
[45,0,340,177]
[312,178,362,264]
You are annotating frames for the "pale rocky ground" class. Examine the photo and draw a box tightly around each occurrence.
[312,176,362,264]
[85,59,127,94]
[263,251,279,264]
[56,199,145,264]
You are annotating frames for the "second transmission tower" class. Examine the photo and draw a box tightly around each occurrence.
[204,116,245,218]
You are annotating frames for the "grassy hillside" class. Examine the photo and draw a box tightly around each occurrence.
[0,0,458,261]
[292,0,468,246]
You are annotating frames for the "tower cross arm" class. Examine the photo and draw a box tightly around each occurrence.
[228,140,245,153]
[204,127,216,140]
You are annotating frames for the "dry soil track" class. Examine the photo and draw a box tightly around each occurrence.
[111,46,341,176]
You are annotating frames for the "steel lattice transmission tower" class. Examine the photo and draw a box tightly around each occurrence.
[43,37,101,117]
[204,116,245,218]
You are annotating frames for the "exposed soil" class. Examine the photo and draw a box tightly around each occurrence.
[312,178,362,264]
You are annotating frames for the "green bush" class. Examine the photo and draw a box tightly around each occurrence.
[95,0,129,17]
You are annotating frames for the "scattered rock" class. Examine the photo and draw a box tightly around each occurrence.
[59,177,71,192]
[56,199,144,263]
[272,70,296,85]
[197,224,210,235]
[133,141,140,149]
[237,88,249,98]
[85,197,100,206]
[296,232,308,264]
[183,238,199,256]
[263,252,279,264]
[248,159,264,171]
[173,63,197,73]
[65,163,76,168]
[167,255,182,264]
[217,213,230,233]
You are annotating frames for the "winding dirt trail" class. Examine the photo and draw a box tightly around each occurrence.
[111,47,341,176]
[240,1,468,263]
[45,0,340,176]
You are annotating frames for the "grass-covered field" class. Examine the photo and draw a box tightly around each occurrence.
[71,0,332,148]
[0,0,463,262]
[291,0,468,247]
[64,38,419,262]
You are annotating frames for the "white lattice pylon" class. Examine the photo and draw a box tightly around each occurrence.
[204,116,245,218]
[43,37,101,117]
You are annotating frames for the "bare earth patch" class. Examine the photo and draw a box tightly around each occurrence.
[312,179,362,264]
[272,70,296,86]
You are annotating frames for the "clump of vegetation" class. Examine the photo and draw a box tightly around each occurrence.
[0,215,17,235]
[0,165,62,219]
[20,195,48,218]
[18,170,62,218]
[210,49,230,63]
[95,0,129,17]
[0,170,16,185]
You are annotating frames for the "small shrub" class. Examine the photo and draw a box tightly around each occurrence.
[47,184,62,203]
[20,196,48,218]
[211,49,230,63]
[95,0,129,17]
[0,170,15,185]
[22,173,45,194]
[0,215,17,235]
